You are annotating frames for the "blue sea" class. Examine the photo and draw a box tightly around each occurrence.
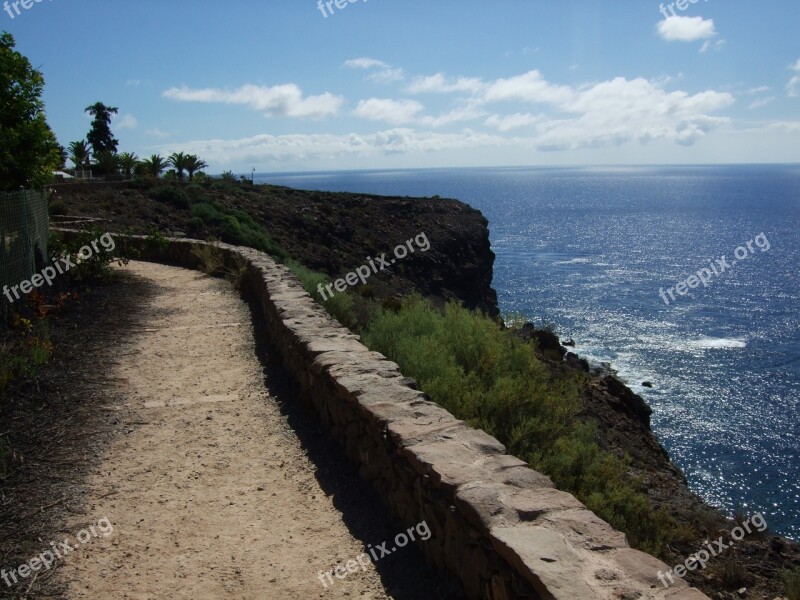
[258,165,800,539]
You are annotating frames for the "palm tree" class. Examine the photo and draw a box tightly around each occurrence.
[118,152,139,179]
[185,155,208,181]
[141,155,167,179]
[68,140,91,176]
[167,152,190,182]
[93,150,120,177]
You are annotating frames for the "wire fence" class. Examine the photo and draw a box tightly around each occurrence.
[0,189,49,320]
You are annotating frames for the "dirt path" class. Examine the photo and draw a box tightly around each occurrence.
[38,261,448,600]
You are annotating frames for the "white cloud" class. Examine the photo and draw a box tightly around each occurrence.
[146,128,170,138]
[344,57,404,83]
[788,76,800,98]
[485,113,543,132]
[483,70,574,105]
[787,60,800,97]
[657,16,717,42]
[353,98,424,124]
[114,113,138,130]
[163,84,344,119]
[745,86,772,95]
[406,73,484,95]
[748,97,775,110]
[478,71,734,149]
[420,104,487,128]
[160,129,510,165]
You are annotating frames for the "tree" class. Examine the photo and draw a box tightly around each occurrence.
[93,150,120,176]
[118,152,138,179]
[185,154,208,181]
[85,102,119,155]
[141,154,167,178]
[68,140,91,174]
[167,152,190,182]
[0,32,62,190]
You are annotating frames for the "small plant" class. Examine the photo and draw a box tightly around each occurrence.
[148,185,190,208]
[192,241,248,289]
[48,199,68,216]
[145,229,170,253]
[721,554,746,588]
[50,227,130,281]
[784,566,800,600]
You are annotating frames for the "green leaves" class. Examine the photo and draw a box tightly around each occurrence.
[0,33,62,190]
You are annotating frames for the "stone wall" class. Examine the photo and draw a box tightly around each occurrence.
[63,232,710,600]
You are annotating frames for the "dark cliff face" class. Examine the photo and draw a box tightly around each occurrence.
[242,191,500,318]
[52,181,500,318]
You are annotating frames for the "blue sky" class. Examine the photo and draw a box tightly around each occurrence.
[4,0,800,172]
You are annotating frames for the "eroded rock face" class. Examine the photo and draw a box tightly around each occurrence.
[54,182,501,318]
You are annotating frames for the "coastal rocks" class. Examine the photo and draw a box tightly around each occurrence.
[602,375,653,427]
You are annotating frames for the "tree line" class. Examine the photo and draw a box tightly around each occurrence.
[68,103,209,181]
[1,31,210,191]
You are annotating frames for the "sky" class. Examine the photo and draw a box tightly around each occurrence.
[4,0,800,173]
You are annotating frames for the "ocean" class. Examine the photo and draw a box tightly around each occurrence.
[258,165,800,539]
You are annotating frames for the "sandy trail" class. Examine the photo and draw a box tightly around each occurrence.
[56,261,398,599]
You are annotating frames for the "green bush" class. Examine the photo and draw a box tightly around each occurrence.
[285,259,357,329]
[785,566,800,600]
[362,296,676,556]
[190,202,286,259]
[149,185,190,208]
[50,228,130,281]
[48,199,68,216]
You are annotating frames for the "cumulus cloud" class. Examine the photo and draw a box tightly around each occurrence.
[353,98,424,124]
[160,129,510,165]
[657,16,717,42]
[163,84,343,119]
[344,57,404,83]
[483,70,574,105]
[406,73,484,94]
[485,113,543,132]
[476,70,734,149]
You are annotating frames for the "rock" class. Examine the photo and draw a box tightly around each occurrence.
[736,589,747,598]
[563,339,576,347]
[642,381,653,388]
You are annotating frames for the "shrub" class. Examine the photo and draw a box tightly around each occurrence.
[48,199,68,216]
[50,227,130,281]
[785,566,800,600]
[148,185,190,208]
[362,296,676,556]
